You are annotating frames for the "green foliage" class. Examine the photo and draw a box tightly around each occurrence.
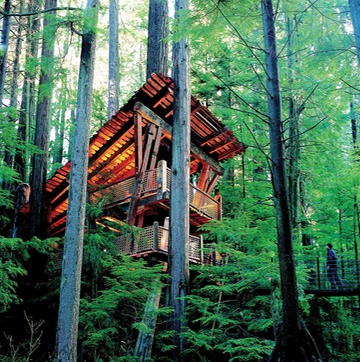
[90,88,108,131]
[0,236,58,312]
[180,240,277,361]
[79,251,165,360]
[217,338,274,362]
[310,297,360,362]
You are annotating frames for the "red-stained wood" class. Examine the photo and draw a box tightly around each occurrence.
[43,73,245,235]
[197,164,210,191]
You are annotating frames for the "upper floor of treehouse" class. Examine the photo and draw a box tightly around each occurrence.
[46,73,246,237]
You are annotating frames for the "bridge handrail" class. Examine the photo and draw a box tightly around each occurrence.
[295,256,360,291]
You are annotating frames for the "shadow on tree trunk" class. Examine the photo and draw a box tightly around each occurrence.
[268,320,323,362]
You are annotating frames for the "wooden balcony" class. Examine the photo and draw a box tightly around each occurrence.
[90,160,222,222]
[52,222,205,269]
[114,222,204,264]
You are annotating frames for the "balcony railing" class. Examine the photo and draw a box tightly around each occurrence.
[90,160,221,220]
[114,222,204,263]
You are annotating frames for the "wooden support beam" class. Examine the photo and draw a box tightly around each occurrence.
[134,112,143,175]
[149,126,163,170]
[206,174,220,194]
[127,123,157,226]
[209,139,236,154]
[134,102,224,175]
[197,163,210,191]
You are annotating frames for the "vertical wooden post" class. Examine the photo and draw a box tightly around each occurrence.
[156,160,167,200]
[197,164,210,191]
[127,123,156,225]
[153,221,159,251]
[134,112,143,175]
[149,126,162,170]
[214,189,222,221]
[199,235,204,264]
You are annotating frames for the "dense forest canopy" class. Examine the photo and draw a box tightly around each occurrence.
[0,0,360,361]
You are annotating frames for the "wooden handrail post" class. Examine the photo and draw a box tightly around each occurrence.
[214,189,222,220]
[156,160,167,200]
[153,221,159,251]
[199,235,204,264]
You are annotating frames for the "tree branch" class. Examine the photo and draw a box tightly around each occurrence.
[297,83,320,116]
[340,78,360,93]
[209,0,269,78]
[210,70,270,123]
[0,7,81,17]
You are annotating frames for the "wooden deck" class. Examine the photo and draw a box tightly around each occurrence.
[90,161,222,221]
[113,222,204,264]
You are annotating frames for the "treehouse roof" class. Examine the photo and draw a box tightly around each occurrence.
[46,73,245,198]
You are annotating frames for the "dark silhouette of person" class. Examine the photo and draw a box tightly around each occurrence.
[326,243,344,290]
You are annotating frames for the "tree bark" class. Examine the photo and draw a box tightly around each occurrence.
[108,0,120,119]
[146,0,169,79]
[52,86,66,165]
[54,1,99,360]
[2,0,24,192]
[0,0,11,104]
[29,0,57,239]
[134,283,162,361]
[286,17,301,236]
[261,1,321,361]
[349,0,360,64]
[15,0,41,183]
[168,0,190,359]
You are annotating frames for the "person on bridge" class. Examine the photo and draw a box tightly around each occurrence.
[326,243,344,290]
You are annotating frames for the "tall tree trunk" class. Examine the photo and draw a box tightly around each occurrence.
[54,0,99,360]
[15,0,41,182]
[108,0,120,119]
[350,100,360,291]
[52,86,66,165]
[169,0,190,359]
[286,17,301,235]
[0,0,11,104]
[29,0,57,239]
[261,1,321,361]
[134,283,162,361]
[349,0,360,64]
[2,0,24,191]
[146,0,169,79]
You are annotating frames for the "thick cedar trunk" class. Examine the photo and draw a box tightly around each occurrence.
[54,1,99,360]
[261,1,321,361]
[349,0,360,64]
[146,0,169,79]
[108,0,120,119]
[29,0,57,239]
[169,0,190,359]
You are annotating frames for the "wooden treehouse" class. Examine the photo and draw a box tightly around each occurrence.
[45,73,246,264]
